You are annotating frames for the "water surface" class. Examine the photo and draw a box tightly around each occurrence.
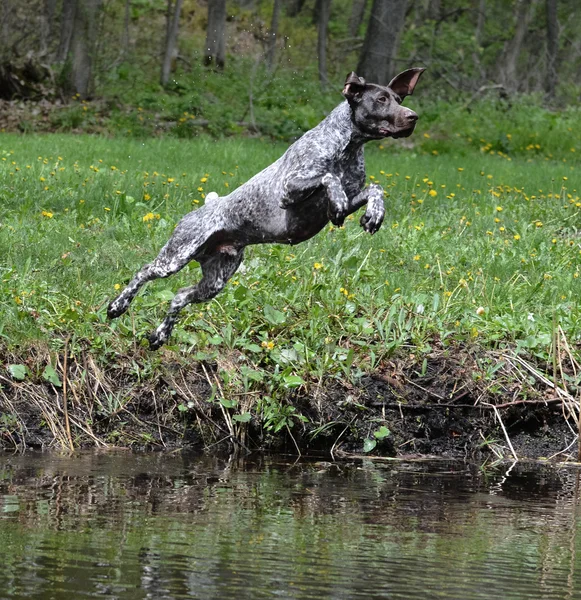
[1,452,580,599]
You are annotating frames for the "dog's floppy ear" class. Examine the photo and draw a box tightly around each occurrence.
[387,68,426,99]
[343,72,367,103]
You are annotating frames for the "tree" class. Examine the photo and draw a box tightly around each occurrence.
[266,0,282,72]
[205,0,226,69]
[501,0,538,91]
[57,0,75,63]
[40,0,57,56]
[545,0,558,99]
[161,0,183,86]
[62,0,103,98]
[357,0,408,85]
[317,0,331,87]
[348,0,368,38]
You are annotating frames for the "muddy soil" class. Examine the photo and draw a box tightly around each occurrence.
[0,343,577,461]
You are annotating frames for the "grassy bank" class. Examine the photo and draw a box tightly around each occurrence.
[1,130,581,457]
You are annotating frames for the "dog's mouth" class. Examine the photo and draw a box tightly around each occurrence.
[391,126,416,139]
[377,125,416,139]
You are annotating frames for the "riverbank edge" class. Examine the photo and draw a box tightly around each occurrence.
[0,339,577,461]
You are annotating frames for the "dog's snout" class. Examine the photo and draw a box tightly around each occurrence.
[405,110,418,123]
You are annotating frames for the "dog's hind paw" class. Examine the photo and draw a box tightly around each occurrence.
[145,331,165,351]
[107,301,126,320]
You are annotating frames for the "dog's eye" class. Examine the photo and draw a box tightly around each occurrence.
[377,96,388,104]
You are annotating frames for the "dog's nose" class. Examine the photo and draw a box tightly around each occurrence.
[405,110,418,123]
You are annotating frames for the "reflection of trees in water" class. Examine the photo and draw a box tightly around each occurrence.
[0,455,580,599]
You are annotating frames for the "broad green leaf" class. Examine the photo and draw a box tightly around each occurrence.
[283,374,305,388]
[374,426,391,440]
[155,289,175,301]
[8,364,28,381]
[263,304,286,325]
[232,412,252,423]
[219,398,237,409]
[42,365,62,387]
[363,438,377,453]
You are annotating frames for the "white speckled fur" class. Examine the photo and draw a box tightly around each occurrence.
[108,69,425,348]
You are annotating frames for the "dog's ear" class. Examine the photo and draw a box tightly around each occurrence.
[387,68,426,99]
[342,72,367,103]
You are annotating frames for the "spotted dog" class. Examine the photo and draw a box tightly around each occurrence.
[108,68,426,349]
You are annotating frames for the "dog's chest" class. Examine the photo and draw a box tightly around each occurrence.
[337,147,365,195]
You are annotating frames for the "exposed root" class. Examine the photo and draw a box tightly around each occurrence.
[0,340,579,461]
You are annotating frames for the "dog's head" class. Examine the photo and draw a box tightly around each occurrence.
[342,68,425,140]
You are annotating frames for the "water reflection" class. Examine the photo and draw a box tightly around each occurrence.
[0,453,580,599]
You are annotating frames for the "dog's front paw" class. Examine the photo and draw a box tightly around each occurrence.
[360,205,384,234]
[328,204,348,227]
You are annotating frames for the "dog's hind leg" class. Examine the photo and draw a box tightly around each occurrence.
[146,247,244,350]
[108,262,166,319]
[108,212,213,319]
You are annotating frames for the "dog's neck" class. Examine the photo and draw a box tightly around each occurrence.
[328,101,376,150]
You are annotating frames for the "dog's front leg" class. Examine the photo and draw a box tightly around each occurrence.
[279,172,323,208]
[321,173,349,226]
[349,184,385,234]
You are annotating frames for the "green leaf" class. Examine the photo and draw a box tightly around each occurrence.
[243,343,263,354]
[283,374,305,389]
[263,304,286,325]
[374,425,391,440]
[155,289,175,302]
[363,438,377,453]
[219,398,237,409]
[8,364,28,381]
[42,365,62,387]
[232,412,252,423]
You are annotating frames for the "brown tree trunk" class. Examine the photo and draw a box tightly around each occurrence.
[545,0,558,99]
[161,0,183,86]
[121,0,131,59]
[57,0,76,63]
[287,0,306,17]
[348,0,368,38]
[472,0,486,82]
[357,0,408,85]
[0,0,9,57]
[266,0,282,72]
[62,0,103,98]
[317,0,331,87]
[428,0,441,20]
[502,0,537,91]
[205,0,226,69]
[41,0,57,56]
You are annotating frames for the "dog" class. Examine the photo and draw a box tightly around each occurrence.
[107,68,425,349]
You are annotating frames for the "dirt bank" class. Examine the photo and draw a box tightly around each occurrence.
[0,341,577,461]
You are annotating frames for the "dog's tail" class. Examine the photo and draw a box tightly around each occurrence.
[205,191,220,206]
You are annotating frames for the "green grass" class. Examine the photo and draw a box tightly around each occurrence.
[1,130,581,436]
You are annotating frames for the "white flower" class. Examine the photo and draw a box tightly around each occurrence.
[527,313,535,322]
